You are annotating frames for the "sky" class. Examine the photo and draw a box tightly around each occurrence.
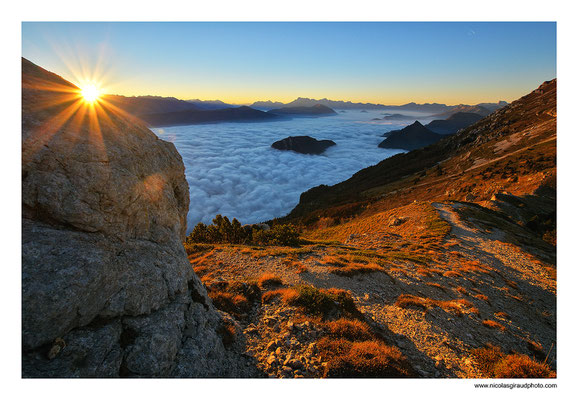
[21,22,556,105]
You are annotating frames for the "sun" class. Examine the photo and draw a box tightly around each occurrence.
[81,84,100,103]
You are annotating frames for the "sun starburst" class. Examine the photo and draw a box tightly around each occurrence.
[81,84,100,103]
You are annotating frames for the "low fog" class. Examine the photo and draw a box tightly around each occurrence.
[153,110,407,232]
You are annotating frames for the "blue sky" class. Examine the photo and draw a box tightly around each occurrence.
[22,22,556,105]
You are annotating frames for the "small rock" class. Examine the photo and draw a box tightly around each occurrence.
[281,366,293,374]
[47,338,65,360]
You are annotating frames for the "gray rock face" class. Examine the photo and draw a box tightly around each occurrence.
[21,58,257,377]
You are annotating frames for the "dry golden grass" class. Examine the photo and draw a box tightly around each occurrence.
[324,318,374,341]
[395,294,429,310]
[208,291,250,315]
[395,294,478,316]
[493,354,555,378]
[472,345,555,378]
[280,285,361,319]
[482,319,507,331]
[458,260,491,274]
[330,262,384,277]
[416,267,432,277]
[474,294,490,302]
[188,249,216,266]
[262,288,298,304]
[495,311,510,320]
[257,273,283,288]
[318,338,413,378]
[282,259,309,274]
[455,286,468,295]
[426,282,446,291]
[443,271,463,278]
[320,255,347,267]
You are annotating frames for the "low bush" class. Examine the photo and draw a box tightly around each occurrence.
[318,338,413,378]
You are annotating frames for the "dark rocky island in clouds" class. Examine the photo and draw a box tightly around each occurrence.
[271,135,336,154]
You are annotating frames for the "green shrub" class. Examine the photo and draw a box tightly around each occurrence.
[186,214,300,246]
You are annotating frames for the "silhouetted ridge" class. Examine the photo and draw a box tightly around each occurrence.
[268,104,337,116]
[426,112,485,135]
[378,121,442,150]
[140,106,281,127]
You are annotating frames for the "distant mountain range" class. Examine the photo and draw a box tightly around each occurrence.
[268,104,337,116]
[106,93,508,127]
[139,106,280,127]
[251,97,508,113]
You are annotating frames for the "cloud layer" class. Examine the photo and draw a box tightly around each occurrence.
[154,110,406,232]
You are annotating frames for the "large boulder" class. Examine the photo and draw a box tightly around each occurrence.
[21,58,258,377]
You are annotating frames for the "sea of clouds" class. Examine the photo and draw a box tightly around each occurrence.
[153,110,425,232]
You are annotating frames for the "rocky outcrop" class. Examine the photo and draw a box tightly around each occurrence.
[271,136,336,155]
[21,57,258,377]
[378,121,442,150]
